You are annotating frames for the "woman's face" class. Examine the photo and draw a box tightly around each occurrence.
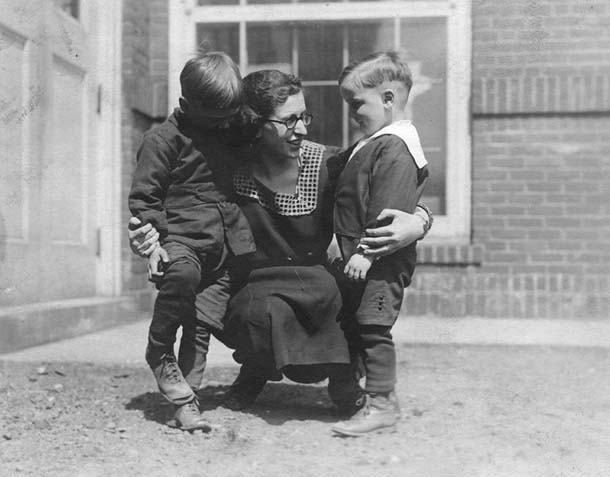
[260,92,308,162]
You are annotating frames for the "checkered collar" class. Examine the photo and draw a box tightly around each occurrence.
[234,140,325,216]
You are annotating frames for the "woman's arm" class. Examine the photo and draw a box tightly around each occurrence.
[128,217,161,257]
[359,204,433,258]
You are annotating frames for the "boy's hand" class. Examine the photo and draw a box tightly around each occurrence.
[147,245,169,283]
[344,252,374,281]
[128,217,160,257]
[326,236,344,271]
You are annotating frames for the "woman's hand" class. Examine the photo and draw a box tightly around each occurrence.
[359,208,428,259]
[128,217,160,257]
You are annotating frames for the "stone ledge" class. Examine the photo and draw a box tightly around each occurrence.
[418,243,484,266]
[0,293,152,354]
[394,316,610,349]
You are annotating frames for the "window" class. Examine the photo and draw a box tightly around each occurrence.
[53,0,79,19]
[170,0,471,240]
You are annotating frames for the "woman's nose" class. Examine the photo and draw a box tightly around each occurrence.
[294,119,308,135]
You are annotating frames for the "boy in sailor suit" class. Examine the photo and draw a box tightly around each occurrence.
[330,50,429,437]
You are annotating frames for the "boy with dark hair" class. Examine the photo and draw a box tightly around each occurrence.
[330,50,429,436]
[129,51,255,431]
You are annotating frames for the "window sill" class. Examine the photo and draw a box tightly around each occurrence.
[417,243,483,266]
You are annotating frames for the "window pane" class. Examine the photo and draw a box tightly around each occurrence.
[347,20,394,62]
[297,23,343,81]
[196,23,239,62]
[401,17,447,214]
[304,86,343,147]
[53,0,79,18]
[199,0,238,4]
[246,25,293,74]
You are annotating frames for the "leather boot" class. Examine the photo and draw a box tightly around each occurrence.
[169,399,212,432]
[328,373,365,417]
[223,365,267,410]
[331,391,401,436]
[148,350,194,405]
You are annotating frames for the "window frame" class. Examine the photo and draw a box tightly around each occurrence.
[169,0,472,242]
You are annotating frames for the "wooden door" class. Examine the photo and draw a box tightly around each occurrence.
[0,0,99,306]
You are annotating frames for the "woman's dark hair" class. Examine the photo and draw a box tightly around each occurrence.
[243,70,303,120]
[179,51,242,110]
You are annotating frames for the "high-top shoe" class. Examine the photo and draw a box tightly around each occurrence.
[328,374,365,417]
[148,350,194,404]
[223,365,267,410]
[169,399,212,432]
[331,391,401,436]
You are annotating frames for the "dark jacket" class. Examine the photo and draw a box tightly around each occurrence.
[128,110,255,256]
[333,133,429,265]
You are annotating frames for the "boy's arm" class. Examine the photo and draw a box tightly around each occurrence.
[128,133,173,238]
[365,137,427,231]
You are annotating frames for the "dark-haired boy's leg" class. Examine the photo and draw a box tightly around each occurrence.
[145,241,210,431]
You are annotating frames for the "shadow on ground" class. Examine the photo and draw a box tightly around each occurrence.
[125,365,338,427]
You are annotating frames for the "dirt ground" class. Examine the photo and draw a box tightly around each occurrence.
[1,343,610,477]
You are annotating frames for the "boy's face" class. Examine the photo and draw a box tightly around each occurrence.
[180,97,236,131]
[340,82,390,138]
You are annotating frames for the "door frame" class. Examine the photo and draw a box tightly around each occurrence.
[95,2,123,296]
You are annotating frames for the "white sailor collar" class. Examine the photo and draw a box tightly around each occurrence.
[348,120,428,169]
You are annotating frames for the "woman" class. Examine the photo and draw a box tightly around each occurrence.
[129,70,432,413]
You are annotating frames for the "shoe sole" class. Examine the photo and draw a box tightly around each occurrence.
[167,418,212,433]
[331,424,397,437]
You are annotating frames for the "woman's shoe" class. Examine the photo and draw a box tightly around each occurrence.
[328,374,364,416]
[223,367,267,410]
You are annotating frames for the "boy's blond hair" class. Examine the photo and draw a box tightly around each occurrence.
[339,50,413,105]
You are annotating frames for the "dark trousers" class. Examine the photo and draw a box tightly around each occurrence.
[337,277,400,394]
[147,241,240,392]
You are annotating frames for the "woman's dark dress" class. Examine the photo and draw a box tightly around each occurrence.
[217,141,350,382]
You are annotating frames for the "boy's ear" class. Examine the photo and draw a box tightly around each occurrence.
[179,97,189,112]
[382,90,395,106]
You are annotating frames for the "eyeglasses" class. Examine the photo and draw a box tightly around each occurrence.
[265,112,313,129]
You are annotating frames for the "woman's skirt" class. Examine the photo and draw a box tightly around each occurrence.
[219,264,350,376]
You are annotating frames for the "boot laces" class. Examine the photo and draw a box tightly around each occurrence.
[352,394,372,418]
[161,354,182,384]
[181,400,200,417]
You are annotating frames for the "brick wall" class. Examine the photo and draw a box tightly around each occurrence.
[121,0,169,302]
[473,0,610,115]
[405,0,610,319]
[407,114,610,318]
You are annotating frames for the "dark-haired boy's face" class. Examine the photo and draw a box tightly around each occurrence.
[180,97,236,131]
